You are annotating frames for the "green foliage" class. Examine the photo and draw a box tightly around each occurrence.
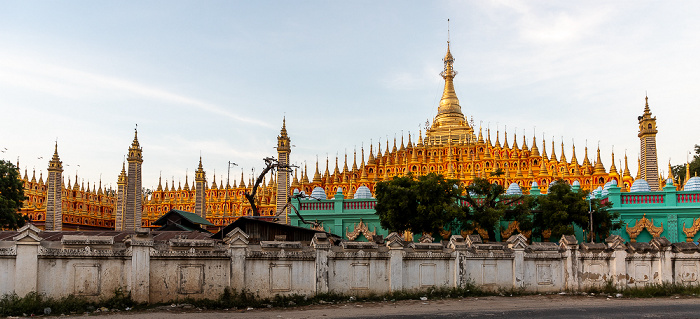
[535,180,620,241]
[672,144,700,182]
[583,281,700,298]
[375,173,462,236]
[0,160,27,230]
[0,287,137,316]
[459,176,536,241]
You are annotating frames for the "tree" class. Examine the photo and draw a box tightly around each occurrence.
[458,175,535,241]
[0,160,27,229]
[375,173,462,236]
[672,144,700,182]
[534,180,620,242]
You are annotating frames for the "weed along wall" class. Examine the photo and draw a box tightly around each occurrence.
[2,224,700,303]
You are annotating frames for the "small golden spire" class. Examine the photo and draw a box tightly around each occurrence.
[623,153,632,178]
[351,149,357,171]
[559,140,566,163]
[636,158,642,180]
[550,140,557,162]
[540,137,548,160]
[530,135,540,157]
[538,154,549,177]
[594,147,606,174]
[667,161,674,183]
[609,150,618,174]
[495,129,501,148]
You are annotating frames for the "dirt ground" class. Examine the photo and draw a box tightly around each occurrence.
[57,294,700,319]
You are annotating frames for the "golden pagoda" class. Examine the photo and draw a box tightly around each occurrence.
[292,42,623,199]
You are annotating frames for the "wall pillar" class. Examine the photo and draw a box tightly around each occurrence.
[13,225,42,296]
[507,234,528,289]
[386,233,404,292]
[448,235,468,288]
[225,227,249,290]
[128,228,153,303]
[651,237,673,284]
[558,235,579,291]
[606,235,627,289]
[312,233,331,294]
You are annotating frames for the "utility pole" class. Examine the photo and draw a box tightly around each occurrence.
[226,161,238,188]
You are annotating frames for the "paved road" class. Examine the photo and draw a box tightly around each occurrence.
[70,295,700,319]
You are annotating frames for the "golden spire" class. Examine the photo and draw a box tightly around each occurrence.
[667,161,674,181]
[303,163,309,184]
[521,133,528,152]
[495,129,501,148]
[368,143,375,165]
[609,150,618,174]
[313,159,322,183]
[433,39,466,128]
[636,158,642,180]
[623,153,632,178]
[559,141,566,163]
[118,161,127,184]
[538,155,549,177]
[593,147,606,174]
[530,135,540,157]
[352,149,357,171]
[280,116,288,138]
[478,126,484,144]
[550,140,557,162]
[239,171,245,188]
[486,128,492,146]
[128,125,143,162]
[503,130,509,149]
[48,141,63,172]
[512,131,518,150]
[157,173,163,191]
[334,156,340,176]
[292,168,299,187]
[570,143,578,165]
[541,137,548,160]
[184,173,190,191]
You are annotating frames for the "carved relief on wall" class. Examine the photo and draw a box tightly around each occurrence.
[626,214,664,242]
[501,221,531,239]
[683,217,700,242]
[311,221,326,232]
[460,227,488,241]
[346,219,377,241]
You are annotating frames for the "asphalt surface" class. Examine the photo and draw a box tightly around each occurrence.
[53,295,700,319]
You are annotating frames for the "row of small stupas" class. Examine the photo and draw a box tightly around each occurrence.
[17,41,682,231]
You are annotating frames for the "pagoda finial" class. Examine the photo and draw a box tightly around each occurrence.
[609,148,618,173]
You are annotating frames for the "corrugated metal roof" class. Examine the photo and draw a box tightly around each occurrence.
[153,209,214,226]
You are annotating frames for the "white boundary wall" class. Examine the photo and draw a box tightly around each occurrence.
[1,224,700,303]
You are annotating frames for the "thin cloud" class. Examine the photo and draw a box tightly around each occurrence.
[0,54,271,128]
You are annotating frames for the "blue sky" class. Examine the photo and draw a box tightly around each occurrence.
[2,1,699,191]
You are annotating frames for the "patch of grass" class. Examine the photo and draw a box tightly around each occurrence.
[624,283,700,298]
[0,287,138,317]
[583,281,700,298]
[168,283,487,311]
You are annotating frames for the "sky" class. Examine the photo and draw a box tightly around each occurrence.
[1,1,699,192]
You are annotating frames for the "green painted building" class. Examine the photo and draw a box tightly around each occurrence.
[290,177,700,243]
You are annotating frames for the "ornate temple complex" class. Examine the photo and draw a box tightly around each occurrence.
[288,43,680,200]
[16,41,694,234]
